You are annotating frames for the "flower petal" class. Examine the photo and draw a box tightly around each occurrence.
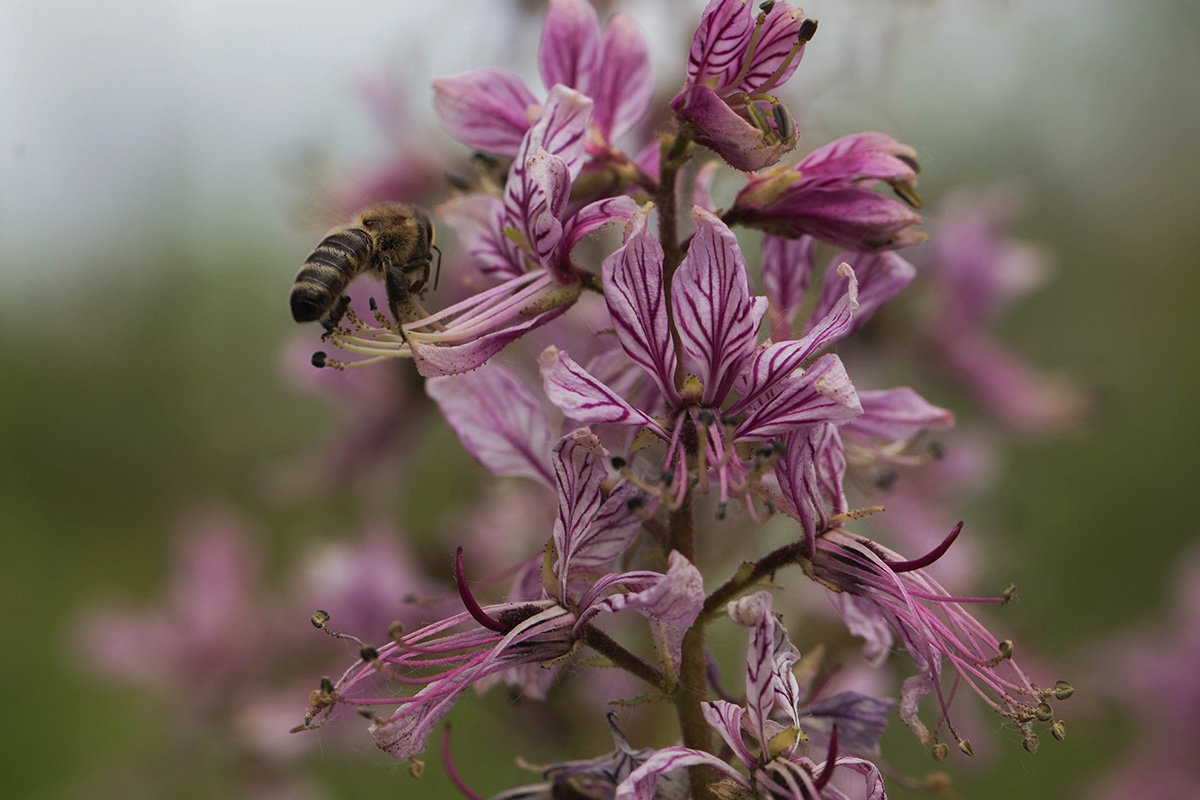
[539,0,602,94]
[409,301,572,377]
[615,747,750,800]
[735,353,862,440]
[426,365,555,486]
[762,234,817,341]
[672,207,760,406]
[702,700,757,767]
[801,692,894,756]
[432,68,537,157]
[539,347,665,434]
[808,251,916,341]
[731,3,807,95]
[842,387,954,443]
[728,591,803,756]
[437,194,525,279]
[558,195,641,271]
[684,0,756,91]
[591,14,653,141]
[603,205,679,404]
[775,422,846,548]
[670,85,794,172]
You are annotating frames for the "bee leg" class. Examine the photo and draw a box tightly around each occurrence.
[383,261,415,330]
[320,295,352,333]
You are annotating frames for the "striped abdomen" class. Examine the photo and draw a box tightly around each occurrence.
[290,228,375,322]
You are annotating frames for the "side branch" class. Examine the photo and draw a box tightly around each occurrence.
[580,624,665,689]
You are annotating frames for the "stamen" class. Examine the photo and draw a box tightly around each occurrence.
[453,547,510,633]
[813,724,839,790]
[885,522,964,573]
[441,725,486,800]
[310,610,367,647]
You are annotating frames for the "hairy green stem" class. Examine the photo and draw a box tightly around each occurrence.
[579,624,665,689]
[701,539,808,623]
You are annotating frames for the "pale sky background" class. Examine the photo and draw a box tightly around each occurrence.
[1,0,1193,287]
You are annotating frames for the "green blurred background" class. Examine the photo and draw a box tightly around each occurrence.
[3,0,1198,797]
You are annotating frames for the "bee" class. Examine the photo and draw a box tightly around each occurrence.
[290,202,437,326]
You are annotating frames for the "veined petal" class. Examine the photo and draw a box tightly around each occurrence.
[673,206,759,406]
[591,14,653,141]
[589,552,704,671]
[702,700,757,767]
[762,234,816,341]
[816,756,888,800]
[550,430,609,596]
[735,353,862,440]
[843,387,954,443]
[432,68,537,157]
[539,347,665,434]
[733,263,858,414]
[408,305,572,377]
[539,0,602,95]
[558,195,641,271]
[615,747,750,800]
[603,206,679,404]
[798,131,919,187]
[802,692,894,756]
[670,85,794,172]
[731,3,807,95]
[730,186,924,251]
[685,0,756,91]
[775,423,846,548]
[728,591,802,756]
[437,194,525,279]
[808,251,916,340]
[522,84,594,180]
[426,365,555,487]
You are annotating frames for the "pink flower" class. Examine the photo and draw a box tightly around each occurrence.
[670,0,816,171]
[726,133,924,251]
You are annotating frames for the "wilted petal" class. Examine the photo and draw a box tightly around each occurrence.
[603,206,679,403]
[673,207,760,405]
[426,365,555,486]
[809,251,916,341]
[762,234,816,341]
[432,68,537,157]
[802,692,894,756]
[843,387,954,443]
[438,194,526,279]
[591,14,653,141]
[732,186,925,250]
[540,347,665,434]
[539,0,602,94]
[590,552,704,670]
[671,85,794,172]
[735,353,862,440]
[728,591,802,755]
[832,593,894,668]
[615,747,749,800]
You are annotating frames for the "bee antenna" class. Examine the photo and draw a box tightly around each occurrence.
[431,244,443,292]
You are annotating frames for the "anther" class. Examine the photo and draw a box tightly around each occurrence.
[759,0,776,13]
[957,739,974,757]
[1002,583,1017,604]
[930,742,949,762]
[311,351,327,368]
[1034,702,1053,722]
[626,496,644,511]
[1053,680,1074,700]
[772,102,793,140]
[715,503,727,520]
[388,621,405,642]
[698,410,716,425]
[1051,720,1066,741]
[611,456,627,469]
[874,470,898,490]
[927,440,946,459]
[745,102,773,138]
[893,180,924,210]
[369,297,378,311]
[311,609,331,628]
[1022,733,1040,754]
[360,645,379,662]
[798,18,818,43]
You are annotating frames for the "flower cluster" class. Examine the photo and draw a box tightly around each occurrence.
[287,2,1075,799]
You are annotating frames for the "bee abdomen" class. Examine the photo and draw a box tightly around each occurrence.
[290,228,373,322]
